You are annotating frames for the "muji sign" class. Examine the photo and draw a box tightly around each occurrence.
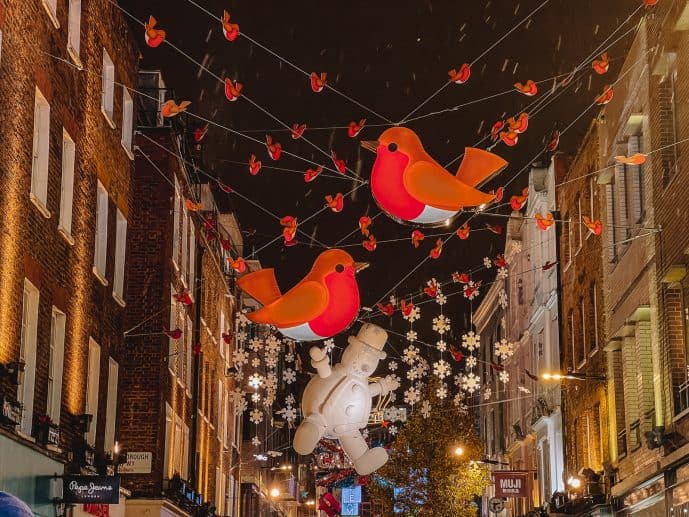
[494,471,530,498]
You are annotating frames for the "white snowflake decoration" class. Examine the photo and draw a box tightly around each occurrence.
[389,295,397,305]
[462,372,481,393]
[403,346,420,364]
[388,425,399,436]
[454,393,467,410]
[323,339,335,353]
[233,349,249,366]
[285,394,296,406]
[499,370,510,384]
[483,257,493,269]
[251,392,261,403]
[436,293,447,305]
[236,330,247,342]
[404,387,421,405]
[283,368,297,384]
[462,331,480,351]
[432,314,451,335]
[436,339,447,352]
[406,330,418,342]
[281,406,297,423]
[362,428,369,439]
[433,359,451,380]
[466,355,477,368]
[389,391,397,403]
[403,305,421,323]
[249,338,263,352]
[390,373,402,385]
[265,335,281,352]
[495,338,515,360]
[420,400,432,419]
[251,436,261,446]
[237,312,250,326]
[249,409,263,424]
[388,360,398,371]
[265,373,278,390]
[284,353,295,363]
[518,386,531,394]
[407,368,420,381]
[248,373,263,389]
[484,387,492,400]
[498,289,508,309]
[497,266,509,280]
[265,356,277,369]
[234,397,248,415]
[436,383,448,399]
[251,357,261,368]
[463,281,480,300]
[510,240,522,254]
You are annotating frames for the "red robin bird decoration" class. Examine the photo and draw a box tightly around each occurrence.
[348,119,366,138]
[222,10,240,42]
[494,254,507,268]
[228,256,247,273]
[359,216,372,236]
[304,166,323,182]
[486,223,503,235]
[224,79,243,102]
[615,153,647,165]
[500,130,519,147]
[448,63,471,84]
[429,238,443,259]
[424,279,439,298]
[507,113,529,134]
[464,281,481,299]
[525,369,539,381]
[237,249,367,341]
[456,223,471,240]
[218,181,233,193]
[454,272,470,284]
[491,121,504,141]
[400,299,414,318]
[542,260,558,271]
[194,124,209,143]
[325,193,344,213]
[161,100,191,118]
[291,123,306,140]
[411,230,425,248]
[376,302,395,317]
[248,154,262,175]
[185,199,203,212]
[510,187,529,210]
[174,290,193,306]
[221,239,232,251]
[514,80,538,96]
[450,345,464,362]
[490,361,505,372]
[583,215,603,236]
[145,16,166,48]
[163,327,182,340]
[492,186,505,203]
[592,52,609,75]
[362,234,377,252]
[595,85,614,105]
[331,151,346,174]
[310,72,327,93]
[643,0,658,6]
[265,135,282,161]
[535,212,555,230]
[222,332,233,345]
[281,216,298,245]
[546,128,560,152]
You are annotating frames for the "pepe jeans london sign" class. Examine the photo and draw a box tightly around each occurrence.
[63,476,120,504]
[494,471,530,498]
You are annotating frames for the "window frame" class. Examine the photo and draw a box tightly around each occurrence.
[85,338,101,446]
[18,280,40,437]
[31,87,51,217]
[93,181,109,285]
[47,307,66,423]
[67,0,82,65]
[121,88,134,157]
[59,128,76,243]
[42,0,60,29]
[112,209,127,305]
[101,48,115,127]
[104,358,118,452]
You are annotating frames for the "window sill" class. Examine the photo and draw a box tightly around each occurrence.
[92,266,109,286]
[67,45,83,69]
[58,227,75,246]
[588,347,600,358]
[576,358,587,370]
[16,430,36,443]
[30,193,52,219]
[121,142,135,161]
[112,292,126,308]
[101,107,116,129]
[41,0,60,29]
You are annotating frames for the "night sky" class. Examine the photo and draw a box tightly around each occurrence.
[122,0,637,354]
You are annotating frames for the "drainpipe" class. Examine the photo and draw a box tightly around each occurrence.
[553,208,568,491]
[190,241,204,487]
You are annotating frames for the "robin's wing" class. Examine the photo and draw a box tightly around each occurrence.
[246,280,328,327]
[404,160,495,211]
[237,268,282,306]
[455,147,508,187]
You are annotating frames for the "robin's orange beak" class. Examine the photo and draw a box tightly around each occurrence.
[360,140,379,153]
[354,262,370,273]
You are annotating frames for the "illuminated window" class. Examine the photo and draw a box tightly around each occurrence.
[101,49,115,123]
[85,339,101,446]
[47,308,66,422]
[113,209,127,302]
[67,0,81,63]
[31,87,51,214]
[93,181,109,283]
[59,129,75,238]
[121,89,133,154]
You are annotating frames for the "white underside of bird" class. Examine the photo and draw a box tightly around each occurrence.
[410,205,457,225]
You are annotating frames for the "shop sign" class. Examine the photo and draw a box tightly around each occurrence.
[118,452,152,474]
[63,476,120,504]
[494,471,530,498]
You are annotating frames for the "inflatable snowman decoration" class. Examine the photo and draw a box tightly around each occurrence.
[293,323,399,475]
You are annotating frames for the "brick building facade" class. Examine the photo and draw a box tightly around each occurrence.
[0,0,137,514]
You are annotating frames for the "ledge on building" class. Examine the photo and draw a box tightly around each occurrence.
[58,227,75,246]
[41,0,60,29]
[92,266,109,287]
[112,291,126,308]
[29,193,51,220]
[101,107,116,130]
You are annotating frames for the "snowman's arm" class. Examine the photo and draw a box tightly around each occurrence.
[309,346,332,379]
[368,382,383,398]
[369,376,399,398]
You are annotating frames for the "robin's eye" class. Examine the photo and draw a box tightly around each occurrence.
[387,143,398,152]
[336,264,345,273]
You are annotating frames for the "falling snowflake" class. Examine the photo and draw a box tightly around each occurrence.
[248,373,263,389]
[404,387,421,405]
[388,425,399,436]
[499,370,510,384]
[497,266,509,280]
[251,357,261,368]
[403,346,420,364]
[462,372,481,393]
[498,289,508,309]
[323,338,335,353]
[420,400,432,419]
[251,436,261,446]
[249,338,263,352]
[389,361,398,371]
[483,256,493,269]
[495,338,515,360]
[436,339,447,352]
[283,368,297,384]
[406,330,418,342]
[251,392,261,403]
[462,331,480,351]
[249,409,263,424]
[233,349,249,366]
[403,305,421,323]
[284,353,295,363]
[436,293,447,305]
[432,314,451,335]
[466,355,477,368]
[436,383,448,399]
[433,359,451,379]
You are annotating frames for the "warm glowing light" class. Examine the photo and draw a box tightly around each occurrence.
[541,372,562,380]
[270,488,280,498]
[306,500,316,506]
[113,441,120,455]
[567,476,582,489]
[444,218,451,227]
[454,446,465,456]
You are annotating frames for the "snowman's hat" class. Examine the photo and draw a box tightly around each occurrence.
[347,323,388,360]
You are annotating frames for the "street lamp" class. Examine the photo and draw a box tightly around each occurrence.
[270,488,281,498]
[541,371,606,382]
[453,446,465,457]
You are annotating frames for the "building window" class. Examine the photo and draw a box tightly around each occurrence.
[94,181,109,283]
[662,68,680,186]
[592,283,599,351]
[164,403,172,478]
[18,280,40,436]
[589,177,596,219]
[569,310,575,370]
[606,184,617,262]
[59,129,75,238]
[627,134,645,223]
[575,195,582,251]
[121,89,133,154]
[174,414,183,474]
[42,0,59,28]
[169,285,178,376]
[217,379,223,440]
[31,87,51,214]
[183,424,190,478]
[185,316,192,392]
[101,49,115,123]
[104,358,118,452]
[85,338,101,446]
[173,180,181,268]
[113,210,127,302]
[579,298,587,362]
[219,310,225,357]
[562,213,571,267]
[181,210,189,280]
[67,0,81,63]
[188,223,196,292]
[47,308,66,423]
